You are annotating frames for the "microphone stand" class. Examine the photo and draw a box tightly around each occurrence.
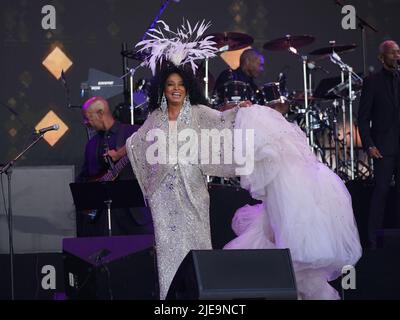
[121,64,145,125]
[288,46,313,149]
[334,0,378,76]
[0,132,46,300]
[61,70,82,109]
[329,53,363,180]
[118,1,174,125]
[140,0,173,42]
[204,45,230,103]
[205,58,210,101]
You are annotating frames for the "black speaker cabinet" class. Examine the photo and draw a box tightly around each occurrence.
[209,184,261,249]
[166,249,297,300]
[63,235,158,300]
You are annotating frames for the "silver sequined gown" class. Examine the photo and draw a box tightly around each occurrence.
[126,104,238,299]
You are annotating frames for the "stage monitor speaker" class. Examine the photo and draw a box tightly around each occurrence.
[63,235,158,300]
[166,249,297,300]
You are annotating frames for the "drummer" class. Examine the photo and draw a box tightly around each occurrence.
[213,48,264,97]
[213,49,289,115]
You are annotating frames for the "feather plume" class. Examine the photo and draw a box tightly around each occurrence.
[135,19,218,75]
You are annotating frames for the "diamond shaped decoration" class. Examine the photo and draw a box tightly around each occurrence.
[42,47,73,79]
[35,110,69,147]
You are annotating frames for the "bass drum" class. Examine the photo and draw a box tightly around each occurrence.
[132,79,151,124]
[113,79,150,125]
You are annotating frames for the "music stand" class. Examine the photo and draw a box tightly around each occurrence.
[314,74,363,100]
[70,180,145,236]
[314,77,342,100]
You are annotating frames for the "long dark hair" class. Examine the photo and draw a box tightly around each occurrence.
[148,64,208,112]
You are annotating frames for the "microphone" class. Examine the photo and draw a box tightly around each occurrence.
[307,61,330,74]
[330,52,346,69]
[36,124,60,135]
[331,52,342,62]
[134,60,147,70]
[289,46,298,55]
[124,61,147,78]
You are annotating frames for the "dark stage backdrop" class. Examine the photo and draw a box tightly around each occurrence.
[1,0,400,171]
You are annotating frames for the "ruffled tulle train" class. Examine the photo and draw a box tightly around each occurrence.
[224,106,362,300]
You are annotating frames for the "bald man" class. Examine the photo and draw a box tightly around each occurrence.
[78,97,139,179]
[76,97,152,236]
[358,40,400,249]
[213,48,265,100]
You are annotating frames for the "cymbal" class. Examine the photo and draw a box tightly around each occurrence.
[208,32,254,51]
[121,49,149,61]
[309,44,357,56]
[263,35,315,51]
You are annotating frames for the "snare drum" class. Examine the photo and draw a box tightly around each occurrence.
[217,80,254,104]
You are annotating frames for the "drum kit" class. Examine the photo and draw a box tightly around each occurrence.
[118,31,365,181]
[209,32,364,181]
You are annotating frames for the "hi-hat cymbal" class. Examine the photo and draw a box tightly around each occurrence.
[121,49,149,61]
[309,44,357,56]
[263,35,315,51]
[208,32,254,51]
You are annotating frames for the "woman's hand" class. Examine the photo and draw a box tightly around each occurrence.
[238,100,252,108]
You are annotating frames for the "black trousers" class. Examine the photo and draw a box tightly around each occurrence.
[369,155,400,245]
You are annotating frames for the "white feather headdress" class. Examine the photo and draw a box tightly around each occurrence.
[135,19,218,75]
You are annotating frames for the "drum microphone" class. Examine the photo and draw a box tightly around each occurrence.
[307,61,330,74]
[125,61,147,76]
[36,124,60,135]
